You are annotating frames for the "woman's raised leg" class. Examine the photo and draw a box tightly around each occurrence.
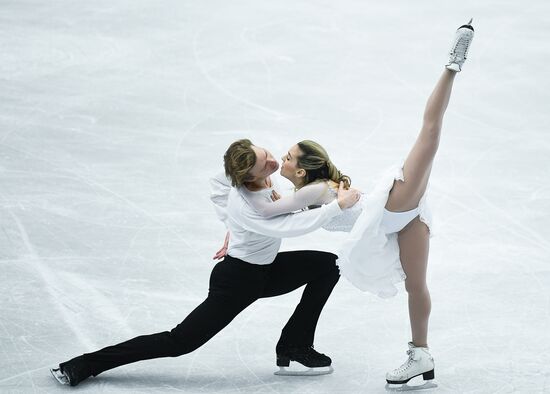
[385,69,457,212]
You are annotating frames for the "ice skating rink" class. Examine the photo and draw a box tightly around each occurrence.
[1,1,549,393]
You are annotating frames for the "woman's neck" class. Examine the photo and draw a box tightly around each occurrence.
[288,176,305,190]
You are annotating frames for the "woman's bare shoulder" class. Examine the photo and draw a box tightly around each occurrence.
[302,180,332,191]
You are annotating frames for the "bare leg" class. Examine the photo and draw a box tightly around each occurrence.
[397,217,431,347]
[385,69,457,212]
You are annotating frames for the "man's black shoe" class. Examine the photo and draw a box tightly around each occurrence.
[50,358,92,387]
[274,346,334,376]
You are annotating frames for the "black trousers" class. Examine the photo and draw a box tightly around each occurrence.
[67,250,340,377]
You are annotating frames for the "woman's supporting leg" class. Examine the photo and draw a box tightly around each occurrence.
[397,217,431,347]
[385,69,457,212]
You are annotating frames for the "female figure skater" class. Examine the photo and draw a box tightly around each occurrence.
[221,20,475,388]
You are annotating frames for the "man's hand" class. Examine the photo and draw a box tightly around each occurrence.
[337,181,361,209]
[213,231,230,260]
[271,190,281,201]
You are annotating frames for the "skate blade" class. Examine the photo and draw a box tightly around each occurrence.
[274,363,334,376]
[50,368,69,385]
[385,381,438,392]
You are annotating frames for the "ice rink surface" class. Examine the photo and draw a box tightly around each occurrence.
[1,0,549,393]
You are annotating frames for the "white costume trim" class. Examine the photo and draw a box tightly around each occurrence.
[336,161,434,298]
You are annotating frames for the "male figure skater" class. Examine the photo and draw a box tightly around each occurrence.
[50,139,361,386]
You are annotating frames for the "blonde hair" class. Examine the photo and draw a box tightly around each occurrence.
[296,140,351,189]
[224,139,256,187]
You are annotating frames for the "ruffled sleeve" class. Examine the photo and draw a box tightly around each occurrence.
[209,170,232,227]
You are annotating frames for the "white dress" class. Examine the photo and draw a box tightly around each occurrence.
[241,161,434,298]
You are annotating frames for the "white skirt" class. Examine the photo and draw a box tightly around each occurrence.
[336,161,434,299]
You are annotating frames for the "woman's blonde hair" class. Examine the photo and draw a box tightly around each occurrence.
[296,140,351,189]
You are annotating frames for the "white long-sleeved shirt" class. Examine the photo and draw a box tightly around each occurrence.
[209,171,342,265]
[240,181,336,218]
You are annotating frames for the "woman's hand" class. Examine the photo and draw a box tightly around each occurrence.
[213,231,230,260]
[337,181,361,209]
[271,190,281,201]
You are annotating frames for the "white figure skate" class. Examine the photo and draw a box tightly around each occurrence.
[446,18,475,72]
[385,342,437,392]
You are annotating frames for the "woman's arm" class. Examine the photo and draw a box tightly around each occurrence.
[249,181,331,218]
[236,181,360,237]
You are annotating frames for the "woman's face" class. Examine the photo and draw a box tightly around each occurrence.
[280,144,305,184]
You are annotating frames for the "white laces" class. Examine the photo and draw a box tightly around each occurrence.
[394,349,416,373]
[452,34,472,59]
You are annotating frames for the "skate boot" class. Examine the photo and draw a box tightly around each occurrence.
[50,357,92,387]
[274,345,334,376]
[446,18,475,72]
[385,342,437,392]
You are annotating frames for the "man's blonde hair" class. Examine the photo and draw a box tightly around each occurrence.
[224,139,257,187]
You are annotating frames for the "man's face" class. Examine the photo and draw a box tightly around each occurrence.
[248,145,279,180]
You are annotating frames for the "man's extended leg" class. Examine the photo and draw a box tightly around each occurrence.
[54,258,265,386]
